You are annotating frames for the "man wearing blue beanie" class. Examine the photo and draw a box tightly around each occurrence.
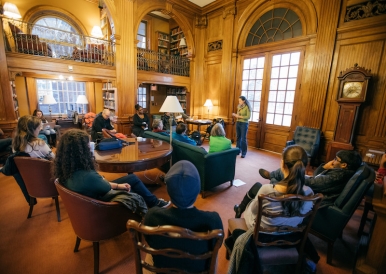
[143,160,223,272]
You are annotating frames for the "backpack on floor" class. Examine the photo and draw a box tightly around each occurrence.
[190,131,202,146]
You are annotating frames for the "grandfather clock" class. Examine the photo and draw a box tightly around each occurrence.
[326,64,372,161]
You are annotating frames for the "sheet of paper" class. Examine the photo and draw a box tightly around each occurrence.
[233,179,246,187]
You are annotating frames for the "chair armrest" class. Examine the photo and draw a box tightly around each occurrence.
[286,140,295,147]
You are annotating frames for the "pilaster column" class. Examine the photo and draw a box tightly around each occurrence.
[114,0,137,117]
[305,0,342,128]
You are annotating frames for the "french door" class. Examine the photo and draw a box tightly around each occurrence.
[239,49,304,152]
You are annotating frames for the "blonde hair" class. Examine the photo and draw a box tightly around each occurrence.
[152,119,163,130]
[13,115,44,152]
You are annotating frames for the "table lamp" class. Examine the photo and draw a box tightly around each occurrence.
[204,99,213,118]
[42,94,57,119]
[159,95,184,151]
[76,95,89,114]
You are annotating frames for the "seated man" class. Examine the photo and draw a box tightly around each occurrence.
[172,123,197,146]
[91,109,116,141]
[143,160,223,272]
[152,119,169,136]
[259,150,363,208]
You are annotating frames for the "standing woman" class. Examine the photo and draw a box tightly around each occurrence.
[232,96,252,158]
[132,104,150,137]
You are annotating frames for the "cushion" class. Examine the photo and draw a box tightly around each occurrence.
[8,22,23,34]
[293,126,320,156]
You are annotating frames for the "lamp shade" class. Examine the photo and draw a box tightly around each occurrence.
[204,99,213,108]
[42,94,57,105]
[76,95,89,104]
[91,26,103,38]
[3,2,21,19]
[179,37,186,48]
[159,96,183,113]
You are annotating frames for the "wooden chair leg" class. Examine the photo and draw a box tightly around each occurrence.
[74,237,81,252]
[54,196,61,222]
[327,241,334,265]
[230,180,233,186]
[27,197,35,219]
[93,242,99,274]
[357,201,373,236]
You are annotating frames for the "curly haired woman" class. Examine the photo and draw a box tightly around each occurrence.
[53,129,170,208]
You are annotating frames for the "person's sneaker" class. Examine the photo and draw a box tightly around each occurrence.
[156,198,171,208]
[259,169,271,180]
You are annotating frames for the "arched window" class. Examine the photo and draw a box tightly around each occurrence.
[246,8,302,46]
[32,17,81,58]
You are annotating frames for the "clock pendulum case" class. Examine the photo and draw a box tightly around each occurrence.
[326,64,372,161]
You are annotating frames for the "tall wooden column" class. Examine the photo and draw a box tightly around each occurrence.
[114,0,137,117]
[304,0,342,128]
[0,18,16,122]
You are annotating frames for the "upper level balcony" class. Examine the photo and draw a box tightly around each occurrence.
[2,18,190,77]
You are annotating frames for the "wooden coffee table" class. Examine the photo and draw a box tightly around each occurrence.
[94,138,172,173]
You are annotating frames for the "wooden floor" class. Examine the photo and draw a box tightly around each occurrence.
[0,144,369,273]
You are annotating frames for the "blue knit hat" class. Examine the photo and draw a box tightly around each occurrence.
[165,160,201,208]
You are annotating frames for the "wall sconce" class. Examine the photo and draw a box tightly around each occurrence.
[150,84,157,91]
[3,2,21,19]
[58,75,74,81]
[68,65,73,72]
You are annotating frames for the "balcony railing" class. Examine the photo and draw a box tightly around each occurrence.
[2,18,115,66]
[137,48,190,77]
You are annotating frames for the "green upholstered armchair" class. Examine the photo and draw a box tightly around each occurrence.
[143,131,239,198]
[286,126,321,166]
[309,163,375,264]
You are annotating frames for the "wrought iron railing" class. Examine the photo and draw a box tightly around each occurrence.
[2,18,115,66]
[137,48,190,77]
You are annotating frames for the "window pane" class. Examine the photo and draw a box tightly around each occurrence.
[271,67,279,78]
[276,103,284,113]
[270,79,278,90]
[254,91,261,101]
[277,91,285,102]
[287,78,297,90]
[281,54,290,66]
[290,52,300,65]
[278,79,287,90]
[249,69,256,79]
[266,113,274,124]
[253,101,260,111]
[272,55,281,66]
[283,115,291,126]
[279,66,289,78]
[257,57,265,68]
[286,91,295,102]
[288,65,299,77]
[243,70,249,80]
[242,80,248,90]
[256,69,264,79]
[248,81,255,90]
[255,80,262,90]
[284,103,293,114]
[268,102,276,112]
[274,114,283,125]
[250,58,258,68]
[244,59,251,68]
[268,91,277,101]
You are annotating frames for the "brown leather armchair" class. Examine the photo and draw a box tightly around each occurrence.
[55,180,142,274]
[13,157,60,222]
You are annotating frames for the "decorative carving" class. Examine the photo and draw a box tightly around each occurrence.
[345,0,386,22]
[208,40,223,52]
[160,9,175,18]
[223,6,236,19]
[195,15,207,28]
[9,71,23,81]
[339,63,372,78]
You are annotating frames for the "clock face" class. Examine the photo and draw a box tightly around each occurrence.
[342,82,363,98]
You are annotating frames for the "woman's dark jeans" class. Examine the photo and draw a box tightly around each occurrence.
[236,121,249,156]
